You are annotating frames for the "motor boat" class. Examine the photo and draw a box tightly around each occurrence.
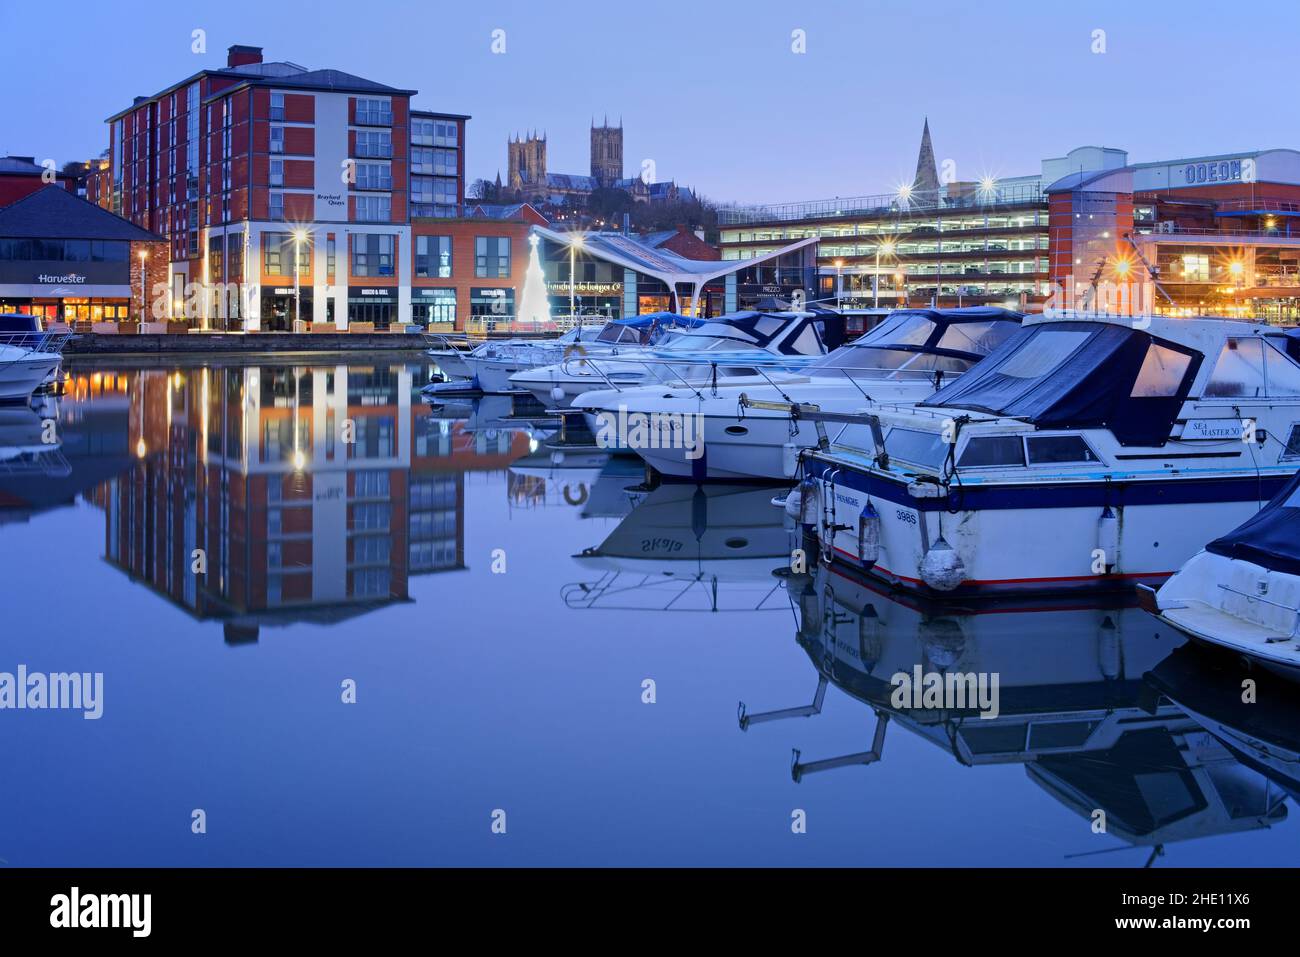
[797,314,1300,596]
[1141,468,1300,681]
[0,314,69,403]
[511,310,832,409]
[569,307,1023,481]
[430,313,696,395]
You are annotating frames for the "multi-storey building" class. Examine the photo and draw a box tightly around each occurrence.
[104,44,469,330]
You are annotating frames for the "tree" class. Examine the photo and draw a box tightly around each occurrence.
[586,187,634,223]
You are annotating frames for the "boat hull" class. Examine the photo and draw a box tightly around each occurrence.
[0,353,61,402]
[805,457,1293,596]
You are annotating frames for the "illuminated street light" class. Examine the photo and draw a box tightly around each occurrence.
[569,233,586,327]
[293,228,308,330]
[834,258,844,308]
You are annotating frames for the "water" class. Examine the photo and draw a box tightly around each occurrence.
[1,356,1296,867]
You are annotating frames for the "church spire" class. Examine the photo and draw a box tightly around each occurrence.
[913,117,939,196]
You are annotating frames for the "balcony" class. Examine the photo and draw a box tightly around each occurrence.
[354,143,393,159]
[355,110,393,127]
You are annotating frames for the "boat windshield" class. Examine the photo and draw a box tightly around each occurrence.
[659,325,761,352]
[807,347,973,380]
[594,323,644,345]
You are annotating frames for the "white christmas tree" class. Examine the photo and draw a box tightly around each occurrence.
[516,232,552,329]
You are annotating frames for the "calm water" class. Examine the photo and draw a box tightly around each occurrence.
[1,356,1297,867]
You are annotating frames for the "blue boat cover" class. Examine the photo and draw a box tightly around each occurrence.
[1206,471,1300,575]
[920,321,1202,447]
[610,311,704,329]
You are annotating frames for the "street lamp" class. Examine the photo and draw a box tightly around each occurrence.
[874,240,896,309]
[138,249,148,324]
[834,259,844,309]
[293,229,307,330]
[569,233,585,332]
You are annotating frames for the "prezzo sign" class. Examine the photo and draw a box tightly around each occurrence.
[1181,158,1255,186]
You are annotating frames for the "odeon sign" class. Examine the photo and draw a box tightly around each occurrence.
[1182,158,1254,186]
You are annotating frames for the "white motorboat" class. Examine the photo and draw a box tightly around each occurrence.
[432,313,695,395]
[1142,468,1300,681]
[511,310,832,409]
[569,307,1023,481]
[0,315,68,403]
[798,314,1300,595]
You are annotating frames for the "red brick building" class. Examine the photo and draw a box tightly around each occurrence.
[0,155,73,207]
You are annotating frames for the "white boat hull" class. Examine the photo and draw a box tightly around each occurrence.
[0,352,61,402]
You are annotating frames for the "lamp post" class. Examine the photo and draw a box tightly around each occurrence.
[569,233,585,333]
[834,259,843,309]
[874,241,895,309]
[138,249,148,324]
[293,229,307,330]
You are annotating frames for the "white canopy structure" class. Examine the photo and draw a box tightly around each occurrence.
[531,225,820,316]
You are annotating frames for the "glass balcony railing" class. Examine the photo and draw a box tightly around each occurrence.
[355,110,393,127]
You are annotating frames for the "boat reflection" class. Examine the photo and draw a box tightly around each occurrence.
[14,362,536,642]
[563,483,791,612]
[740,562,1287,864]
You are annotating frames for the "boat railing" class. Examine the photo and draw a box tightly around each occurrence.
[560,352,736,397]
[0,447,72,477]
[0,330,73,358]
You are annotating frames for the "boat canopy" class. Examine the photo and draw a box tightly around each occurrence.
[657,311,826,356]
[806,307,1023,381]
[1206,471,1300,576]
[920,321,1203,446]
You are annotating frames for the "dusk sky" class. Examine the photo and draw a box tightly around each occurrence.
[3,0,1298,204]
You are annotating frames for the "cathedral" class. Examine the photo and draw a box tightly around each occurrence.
[503,119,685,207]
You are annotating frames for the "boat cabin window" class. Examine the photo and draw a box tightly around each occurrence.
[1265,340,1300,395]
[783,322,824,356]
[1026,435,1099,464]
[809,347,971,380]
[884,427,949,470]
[958,435,1025,468]
[1281,424,1300,461]
[863,312,936,347]
[1206,338,1266,397]
[936,320,1019,356]
[1131,343,1193,397]
[997,328,1091,379]
[595,324,642,345]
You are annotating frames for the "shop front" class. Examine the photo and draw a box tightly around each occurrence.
[545,280,622,320]
[348,286,398,329]
[412,287,457,331]
[261,285,316,331]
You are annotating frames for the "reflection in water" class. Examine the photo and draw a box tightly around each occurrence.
[5,362,536,643]
[743,562,1288,865]
[564,483,791,612]
[3,360,1299,866]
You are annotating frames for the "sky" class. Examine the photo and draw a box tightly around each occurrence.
[2,0,1298,206]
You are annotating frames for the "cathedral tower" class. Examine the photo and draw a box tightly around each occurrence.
[590,117,623,188]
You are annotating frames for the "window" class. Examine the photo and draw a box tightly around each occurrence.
[270,159,284,187]
[352,234,395,277]
[475,236,511,278]
[268,192,284,220]
[411,118,434,146]
[1026,435,1099,465]
[416,235,452,278]
[958,436,1025,468]
[355,130,391,158]
[270,126,284,153]
[270,92,284,122]
[1206,339,1265,398]
[1130,343,1192,397]
[355,195,391,223]
[885,428,948,470]
[355,161,392,190]
[353,536,391,565]
[351,503,391,530]
[1265,341,1300,396]
[354,471,390,497]
[264,233,310,276]
[433,148,457,175]
[355,97,392,126]
[1281,424,1300,461]
[411,148,434,174]
[998,329,1090,379]
[412,289,457,328]
[353,568,391,597]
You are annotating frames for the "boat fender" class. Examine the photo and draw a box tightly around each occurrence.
[1096,506,1120,573]
[1097,615,1120,680]
[919,536,966,592]
[551,386,566,402]
[796,475,820,528]
[783,486,803,521]
[857,501,881,568]
[782,443,801,479]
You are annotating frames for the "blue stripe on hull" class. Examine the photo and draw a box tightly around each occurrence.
[806,457,1292,510]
